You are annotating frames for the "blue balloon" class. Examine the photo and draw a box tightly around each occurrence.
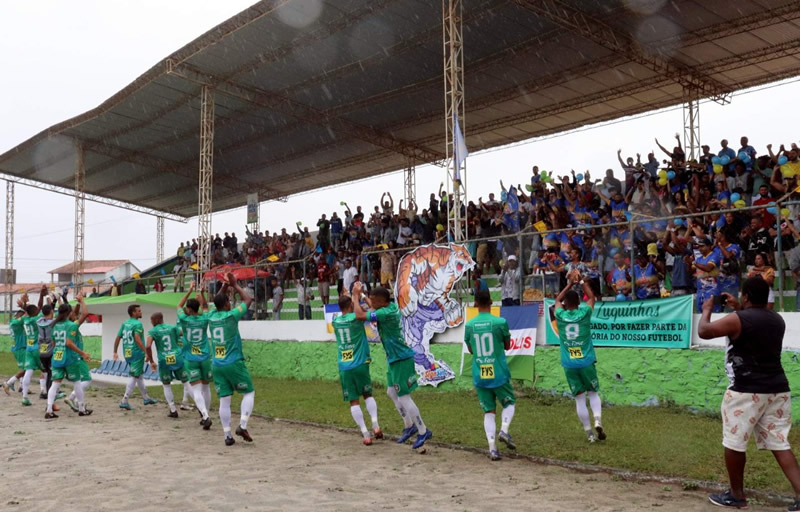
[615,294,627,301]
[720,155,731,165]
[779,155,789,165]
[738,151,747,161]
[673,218,684,226]
[767,207,778,215]
[730,193,741,203]
[667,170,676,180]
[500,190,507,201]
[711,156,721,165]
[609,248,619,256]
[624,211,633,221]
[576,173,584,182]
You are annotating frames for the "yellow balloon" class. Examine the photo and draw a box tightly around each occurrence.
[782,164,795,178]
[733,200,746,208]
[781,208,791,218]
[658,178,667,186]
[713,164,723,174]
[658,170,667,178]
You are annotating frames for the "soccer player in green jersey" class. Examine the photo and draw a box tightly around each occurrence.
[63,296,93,415]
[353,283,432,450]
[47,297,91,419]
[147,312,203,423]
[20,289,47,406]
[464,290,516,461]
[209,273,255,446]
[555,270,606,443]
[333,295,382,445]
[177,281,213,425]
[113,304,157,409]
[3,309,27,395]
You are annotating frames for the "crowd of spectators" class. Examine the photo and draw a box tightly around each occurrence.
[165,133,800,316]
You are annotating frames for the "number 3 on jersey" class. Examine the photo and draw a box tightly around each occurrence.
[211,327,226,359]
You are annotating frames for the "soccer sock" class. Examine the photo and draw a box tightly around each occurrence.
[6,375,18,386]
[484,413,497,451]
[22,370,33,399]
[39,377,46,394]
[501,404,515,434]
[163,385,176,413]
[350,404,369,435]
[386,386,413,429]
[46,381,61,413]
[74,382,86,412]
[575,393,592,433]
[219,395,233,438]
[123,377,135,401]
[397,395,427,435]
[193,385,209,419]
[588,391,602,427]
[202,383,212,410]
[182,382,194,405]
[365,396,379,429]
[240,391,254,429]
[136,377,149,399]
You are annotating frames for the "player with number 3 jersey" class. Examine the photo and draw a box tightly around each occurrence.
[332,295,382,446]
[147,313,191,420]
[555,270,606,443]
[464,289,516,461]
[208,272,255,446]
[177,281,213,428]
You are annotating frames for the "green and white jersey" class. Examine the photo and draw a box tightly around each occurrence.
[369,302,414,364]
[69,330,85,366]
[464,312,511,388]
[148,323,183,369]
[9,317,26,351]
[51,320,78,369]
[332,312,370,371]
[23,313,42,352]
[117,318,145,362]
[208,303,247,367]
[555,303,596,369]
[177,308,211,362]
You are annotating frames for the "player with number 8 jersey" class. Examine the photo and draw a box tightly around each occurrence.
[555,272,606,443]
[464,290,516,460]
[208,272,256,446]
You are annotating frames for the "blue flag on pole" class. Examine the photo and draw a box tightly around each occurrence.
[504,185,520,232]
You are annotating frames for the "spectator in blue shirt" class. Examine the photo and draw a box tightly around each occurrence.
[738,136,756,171]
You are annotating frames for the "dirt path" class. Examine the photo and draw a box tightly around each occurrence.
[0,387,782,512]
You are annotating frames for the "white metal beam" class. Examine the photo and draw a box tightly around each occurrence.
[404,157,416,208]
[156,216,165,263]
[5,181,14,316]
[73,144,86,293]
[683,89,701,161]
[197,86,214,273]
[443,0,466,241]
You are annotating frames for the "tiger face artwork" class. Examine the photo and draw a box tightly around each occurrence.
[394,243,475,387]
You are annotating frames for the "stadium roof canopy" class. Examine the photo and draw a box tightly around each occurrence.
[2,0,800,221]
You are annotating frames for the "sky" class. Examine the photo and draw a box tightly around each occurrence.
[2,1,800,283]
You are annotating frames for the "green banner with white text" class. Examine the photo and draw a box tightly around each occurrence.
[544,295,693,349]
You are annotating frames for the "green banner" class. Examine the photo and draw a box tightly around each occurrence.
[544,295,693,349]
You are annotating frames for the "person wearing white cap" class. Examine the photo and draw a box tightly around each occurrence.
[500,255,521,306]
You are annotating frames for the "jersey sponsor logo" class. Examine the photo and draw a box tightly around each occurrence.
[27,338,34,346]
[479,364,495,379]
[340,349,354,363]
[39,344,47,353]
[124,348,132,359]
[165,354,177,365]
[567,347,584,359]
[191,346,203,355]
[214,346,226,359]
[54,350,64,361]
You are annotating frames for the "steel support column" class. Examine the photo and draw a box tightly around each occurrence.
[197,86,215,273]
[73,144,86,294]
[683,89,701,161]
[4,181,14,317]
[443,0,466,242]
[403,157,416,207]
[156,216,165,263]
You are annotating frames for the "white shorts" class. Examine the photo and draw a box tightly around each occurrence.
[721,389,792,452]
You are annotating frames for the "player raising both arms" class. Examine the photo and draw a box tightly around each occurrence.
[47,296,91,419]
[353,283,432,450]
[333,294,382,445]
[21,290,47,406]
[555,270,606,443]
[209,272,255,446]
[177,281,213,428]
[147,313,197,421]
[114,304,157,409]
[464,289,516,461]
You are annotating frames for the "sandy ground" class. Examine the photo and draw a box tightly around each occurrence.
[0,386,784,512]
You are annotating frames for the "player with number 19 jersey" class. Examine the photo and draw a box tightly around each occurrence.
[555,303,596,369]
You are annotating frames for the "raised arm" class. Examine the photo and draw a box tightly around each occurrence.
[352,282,367,321]
[580,278,595,309]
[178,281,197,310]
[227,272,253,309]
[654,137,671,157]
[387,192,393,208]
[75,294,89,326]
